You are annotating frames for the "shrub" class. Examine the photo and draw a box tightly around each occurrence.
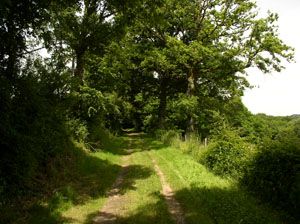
[65,118,89,143]
[243,146,300,218]
[87,121,117,150]
[201,130,255,179]
[69,85,105,121]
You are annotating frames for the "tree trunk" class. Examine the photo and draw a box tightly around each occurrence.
[74,49,85,85]
[186,68,197,137]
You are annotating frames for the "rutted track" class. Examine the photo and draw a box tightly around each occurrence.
[93,135,186,224]
[93,155,131,223]
[149,153,186,224]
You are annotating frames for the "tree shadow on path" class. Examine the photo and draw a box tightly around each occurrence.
[106,133,167,156]
[17,137,153,224]
[86,192,175,224]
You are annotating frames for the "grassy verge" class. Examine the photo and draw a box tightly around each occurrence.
[1,137,127,224]
[149,144,288,224]
[58,146,122,224]
[3,135,291,224]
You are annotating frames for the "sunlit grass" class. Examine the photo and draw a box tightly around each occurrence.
[25,139,125,224]
[60,150,122,224]
[150,146,285,224]
[22,135,289,224]
[113,150,174,224]
[62,136,174,224]
[61,198,106,223]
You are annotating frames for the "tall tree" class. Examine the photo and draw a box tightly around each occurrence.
[164,0,293,135]
[96,0,293,134]
[48,0,141,86]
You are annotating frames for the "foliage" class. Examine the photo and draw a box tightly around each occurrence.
[201,130,255,179]
[66,118,89,142]
[68,85,105,121]
[0,0,298,222]
[168,115,300,221]
[0,63,71,199]
[243,129,300,218]
[168,94,199,130]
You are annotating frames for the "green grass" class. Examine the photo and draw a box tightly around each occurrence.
[23,134,174,224]
[4,135,291,224]
[113,150,174,224]
[150,145,287,224]
[59,149,122,224]
[34,153,121,223]
[62,135,174,224]
[3,137,127,224]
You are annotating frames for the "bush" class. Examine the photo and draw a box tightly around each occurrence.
[66,118,89,143]
[68,85,105,121]
[243,146,300,218]
[87,121,117,150]
[201,130,255,179]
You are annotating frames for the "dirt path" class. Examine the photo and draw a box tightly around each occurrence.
[92,155,131,224]
[93,135,185,224]
[149,153,186,224]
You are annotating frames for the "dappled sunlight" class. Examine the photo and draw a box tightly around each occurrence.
[105,134,168,155]
[104,135,146,155]
[60,141,154,223]
[62,198,107,224]
[27,146,122,223]
[2,0,298,222]
[119,165,154,195]
[25,136,153,223]
[7,134,294,223]
[90,193,175,224]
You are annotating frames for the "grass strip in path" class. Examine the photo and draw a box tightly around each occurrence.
[93,155,131,223]
[110,148,174,224]
[89,135,175,224]
[149,153,186,224]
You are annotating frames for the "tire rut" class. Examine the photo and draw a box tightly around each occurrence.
[93,155,131,224]
[93,135,186,224]
[149,153,186,224]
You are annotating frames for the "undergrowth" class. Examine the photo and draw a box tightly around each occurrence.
[0,133,124,224]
